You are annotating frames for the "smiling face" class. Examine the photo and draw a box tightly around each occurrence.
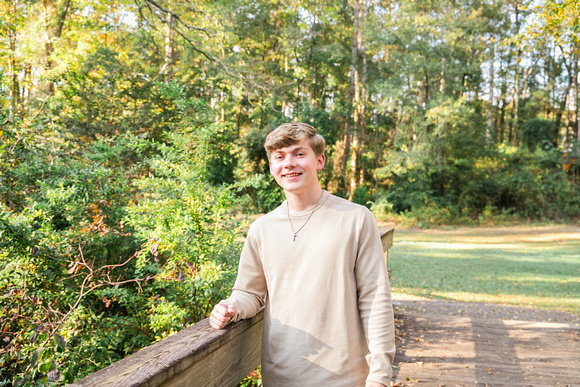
[269,139,325,198]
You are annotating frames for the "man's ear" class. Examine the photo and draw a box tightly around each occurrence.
[316,154,325,171]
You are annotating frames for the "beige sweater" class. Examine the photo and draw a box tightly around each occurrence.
[222,191,395,386]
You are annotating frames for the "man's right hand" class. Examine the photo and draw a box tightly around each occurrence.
[209,303,236,329]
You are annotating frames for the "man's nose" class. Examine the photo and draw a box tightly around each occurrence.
[283,155,296,167]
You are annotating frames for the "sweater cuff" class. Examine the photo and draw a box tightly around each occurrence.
[365,352,394,386]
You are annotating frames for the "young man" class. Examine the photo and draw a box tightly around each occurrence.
[210,122,395,387]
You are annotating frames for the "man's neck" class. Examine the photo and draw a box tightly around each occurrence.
[285,187,324,212]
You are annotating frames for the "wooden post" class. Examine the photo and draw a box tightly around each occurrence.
[380,227,394,278]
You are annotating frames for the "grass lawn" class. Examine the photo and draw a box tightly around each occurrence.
[385,224,580,314]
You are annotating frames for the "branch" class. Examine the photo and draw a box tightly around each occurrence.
[21,243,165,380]
[7,97,49,153]
[54,0,72,39]
[141,0,214,37]
[136,0,272,95]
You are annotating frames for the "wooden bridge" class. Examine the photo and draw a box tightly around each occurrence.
[70,226,579,386]
[70,228,394,387]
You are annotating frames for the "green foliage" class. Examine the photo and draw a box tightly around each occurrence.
[53,47,179,142]
[351,185,372,207]
[0,87,243,384]
[0,139,146,383]
[239,366,262,387]
[519,119,557,151]
[125,130,241,323]
[379,145,578,225]
[237,174,285,213]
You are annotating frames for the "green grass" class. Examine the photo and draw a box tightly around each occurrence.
[388,225,580,314]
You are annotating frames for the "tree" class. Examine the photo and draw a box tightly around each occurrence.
[528,0,580,143]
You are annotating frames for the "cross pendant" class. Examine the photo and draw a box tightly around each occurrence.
[292,233,297,241]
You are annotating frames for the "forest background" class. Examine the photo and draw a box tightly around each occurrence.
[1,0,579,384]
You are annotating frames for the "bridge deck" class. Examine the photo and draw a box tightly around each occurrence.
[391,299,580,386]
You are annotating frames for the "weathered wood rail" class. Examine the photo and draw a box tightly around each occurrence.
[70,227,394,387]
[69,311,264,387]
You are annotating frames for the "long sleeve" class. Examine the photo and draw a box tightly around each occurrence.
[220,224,266,322]
[355,208,396,385]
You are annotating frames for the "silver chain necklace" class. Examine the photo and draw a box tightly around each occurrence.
[287,190,325,242]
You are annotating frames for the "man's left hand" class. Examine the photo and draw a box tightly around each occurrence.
[366,382,386,387]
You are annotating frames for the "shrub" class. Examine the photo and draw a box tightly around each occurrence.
[0,124,243,384]
[377,145,578,223]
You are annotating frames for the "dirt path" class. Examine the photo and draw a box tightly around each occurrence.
[391,297,580,386]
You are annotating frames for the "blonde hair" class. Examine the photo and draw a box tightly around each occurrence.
[265,122,325,159]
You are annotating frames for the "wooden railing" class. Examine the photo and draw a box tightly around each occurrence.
[70,227,394,387]
[380,227,394,270]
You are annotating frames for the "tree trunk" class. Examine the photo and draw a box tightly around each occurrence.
[573,50,579,141]
[357,3,369,189]
[9,28,19,111]
[439,57,445,94]
[424,68,430,105]
[331,135,348,194]
[555,85,571,144]
[512,1,521,146]
[498,47,512,144]
[346,0,363,200]
[40,0,56,95]
[357,22,368,189]
[543,48,550,120]
[564,86,571,145]
[161,0,176,82]
[521,57,539,107]
[487,40,494,147]
[560,51,575,146]
[40,0,71,96]
[24,63,32,104]
[508,90,515,144]
[55,0,71,37]
[498,63,508,144]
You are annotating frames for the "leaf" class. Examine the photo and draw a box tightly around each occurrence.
[30,348,43,367]
[29,331,38,343]
[53,333,66,351]
[47,365,61,382]
[40,360,53,372]
[67,263,77,274]
[150,241,159,256]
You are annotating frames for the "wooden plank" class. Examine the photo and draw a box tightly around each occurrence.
[70,310,264,387]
